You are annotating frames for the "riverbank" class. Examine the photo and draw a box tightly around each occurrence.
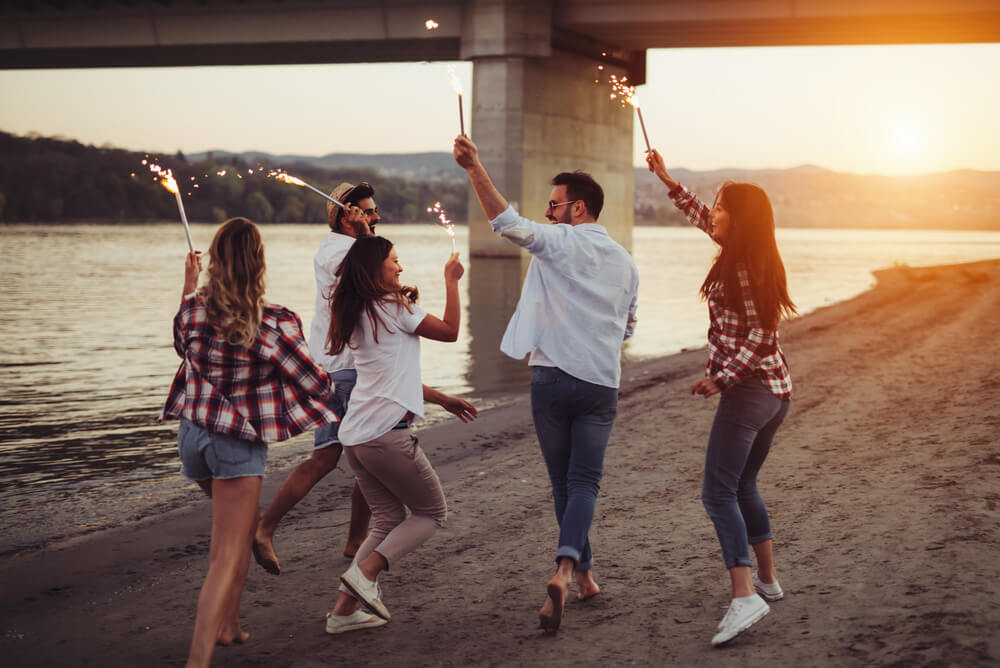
[1,259,998,666]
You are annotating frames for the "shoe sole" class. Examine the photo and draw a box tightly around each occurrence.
[340,574,391,621]
[711,605,770,646]
[754,587,785,603]
[325,617,388,635]
[754,584,784,602]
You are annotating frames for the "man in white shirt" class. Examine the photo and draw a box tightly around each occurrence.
[454,135,639,633]
[252,181,379,575]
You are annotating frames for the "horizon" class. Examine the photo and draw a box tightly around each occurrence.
[9,129,996,180]
[1,43,998,176]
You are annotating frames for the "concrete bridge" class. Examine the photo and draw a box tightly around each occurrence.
[3,0,998,259]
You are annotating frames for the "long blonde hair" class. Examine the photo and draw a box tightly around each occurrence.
[201,217,267,348]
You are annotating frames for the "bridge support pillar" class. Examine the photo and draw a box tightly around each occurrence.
[460,1,637,260]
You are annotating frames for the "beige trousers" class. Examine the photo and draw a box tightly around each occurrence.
[344,429,447,570]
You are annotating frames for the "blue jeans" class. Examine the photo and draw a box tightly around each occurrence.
[313,369,357,449]
[702,377,790,569]
[531,366,618,571]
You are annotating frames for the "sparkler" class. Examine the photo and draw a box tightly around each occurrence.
[146,161,194,252]
[427,201,456,254]
[609,74,651,154]
[448,65,465,136]
[268,170,345,209]
[425,19,439,30]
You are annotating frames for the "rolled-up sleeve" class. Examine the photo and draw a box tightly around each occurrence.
[490,206,564,258]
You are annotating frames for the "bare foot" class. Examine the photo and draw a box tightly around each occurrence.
[575,571,601,601]
[542,574,569,633]
[252,535,280,575]
[343,536,365,560]
[538,594,554,631]
[216,625,250,646]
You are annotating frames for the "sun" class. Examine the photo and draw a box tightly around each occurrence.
[891,124,918,153]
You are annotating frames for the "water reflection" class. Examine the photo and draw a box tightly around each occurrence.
[466,256,532,395]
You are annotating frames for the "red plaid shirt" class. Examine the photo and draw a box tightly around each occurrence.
[160,293,337,443]
[669,184,792,399]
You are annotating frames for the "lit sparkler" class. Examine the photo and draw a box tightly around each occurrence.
[268,170,345,208]
[147,161,194,253]
[427,201,456,254]
[448,65,465,136]
[609,74,651,154]
[425,19,439,30]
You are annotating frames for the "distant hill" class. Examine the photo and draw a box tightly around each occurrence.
[0,133,468,224]
[190,150,465,184]
[3,132,998,229]
[196,149,1000,229]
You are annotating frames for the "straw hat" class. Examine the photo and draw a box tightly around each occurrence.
[328,182,355,218]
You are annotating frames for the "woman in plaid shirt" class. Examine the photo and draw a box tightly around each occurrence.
[647,149,796,647]
[161,218,337,667]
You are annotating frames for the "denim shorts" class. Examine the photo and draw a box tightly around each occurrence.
[314,369,358,450]
[178,418,268,482]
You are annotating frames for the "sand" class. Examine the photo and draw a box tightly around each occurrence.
[1,259,998,667]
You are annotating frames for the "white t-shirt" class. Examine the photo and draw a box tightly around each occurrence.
[337,300,428,446]
[308,232,356,373]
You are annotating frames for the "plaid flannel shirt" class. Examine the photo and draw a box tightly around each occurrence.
[668,184,792,399]
[160,293,337,443]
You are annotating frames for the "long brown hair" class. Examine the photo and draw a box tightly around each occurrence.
[202,217,267,348]
[327,236,414,354]
[700,183,796,329]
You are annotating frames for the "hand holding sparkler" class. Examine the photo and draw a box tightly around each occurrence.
[452,134,479,170]
[183,251,202,297]
[444,252,464,284]
[645,148,679,190]
[342,203,373,237]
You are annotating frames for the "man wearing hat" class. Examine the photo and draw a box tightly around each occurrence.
[252,182,379,574]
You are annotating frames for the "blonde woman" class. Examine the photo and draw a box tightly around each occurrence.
[323,236,476,633]
[161,218,337,667]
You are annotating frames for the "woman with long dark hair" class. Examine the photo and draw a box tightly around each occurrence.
[323,236,476,634]
[161,218,337,667]
[647,150,796,646]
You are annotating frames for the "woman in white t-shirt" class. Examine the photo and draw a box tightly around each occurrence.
[323,235,474,634]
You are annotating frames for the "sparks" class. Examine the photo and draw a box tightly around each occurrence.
[427,201,457,254]
[425,19,439,30]
[144,159,194,252]
[268,170,344,208]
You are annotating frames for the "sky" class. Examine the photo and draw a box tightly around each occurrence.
[1,43,998,176]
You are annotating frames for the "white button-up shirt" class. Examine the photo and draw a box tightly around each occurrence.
[491,206,639,389]
[308,232,355,373]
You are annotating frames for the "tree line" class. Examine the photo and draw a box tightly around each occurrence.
[0,131,469,225]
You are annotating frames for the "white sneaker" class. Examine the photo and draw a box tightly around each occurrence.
[340,564,391,620]
[325,609,388,634]
[752,571,784,601]
[711,595,770,646]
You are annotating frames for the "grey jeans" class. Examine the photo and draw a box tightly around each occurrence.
[344,429,447,570]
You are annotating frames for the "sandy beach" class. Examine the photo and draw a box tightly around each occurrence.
[1,258,998,667]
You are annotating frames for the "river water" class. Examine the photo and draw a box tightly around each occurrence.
[2,222,999,554]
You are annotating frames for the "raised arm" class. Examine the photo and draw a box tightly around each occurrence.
[454,135,509,220]
[414,253,464,342]
[647,148,713,236]
[182,251,202,298]
[645,149,679,191]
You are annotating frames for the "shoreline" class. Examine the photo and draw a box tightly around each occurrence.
[1,258,998,666]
